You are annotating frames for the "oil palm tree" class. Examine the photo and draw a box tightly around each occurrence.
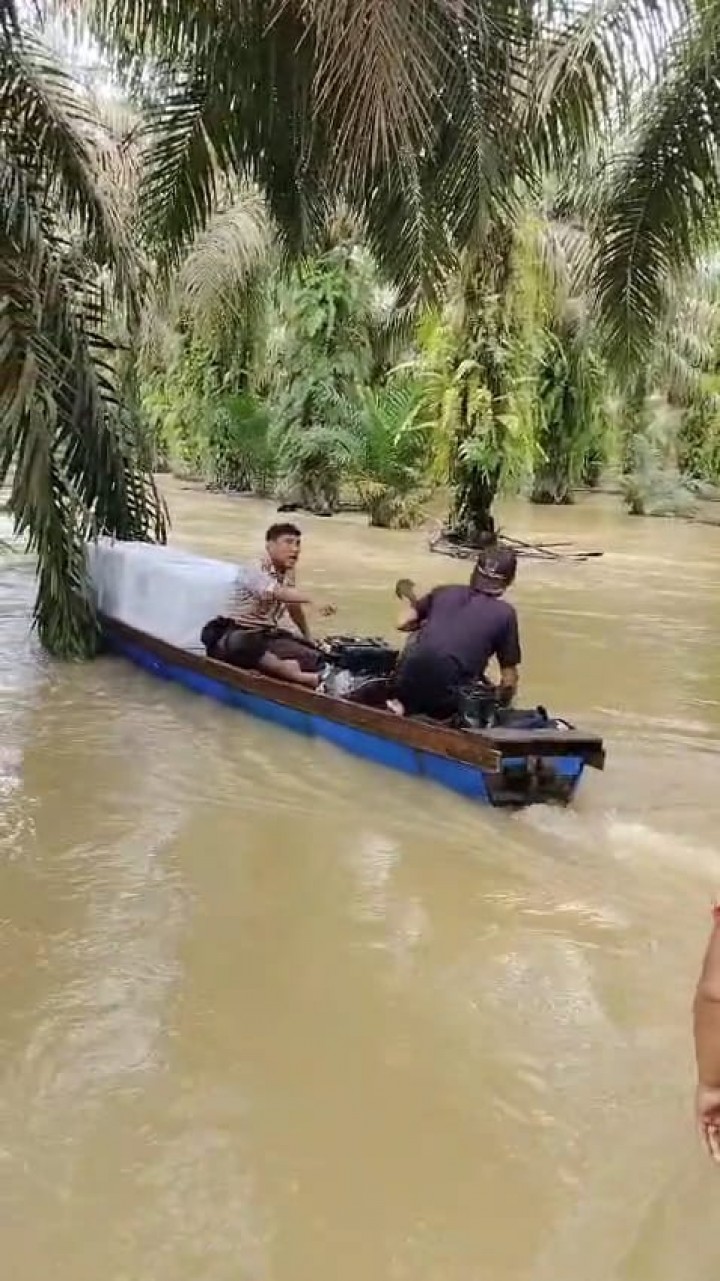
[0,1,165,656]
[89,0,663,284]
[397,238,540,542]
[531,306,609,503]
[346,379,428,528]
[86,0,682,540]
[84,0,720,381]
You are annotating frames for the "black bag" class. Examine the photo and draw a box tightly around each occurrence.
[494,706,575,731]
[200,616,235,653]
[494,705,550,730]
[456,684,572,732]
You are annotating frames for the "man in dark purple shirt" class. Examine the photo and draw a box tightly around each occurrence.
[389,546,521,719]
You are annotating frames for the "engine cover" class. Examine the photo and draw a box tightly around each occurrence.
[320,635,399,676]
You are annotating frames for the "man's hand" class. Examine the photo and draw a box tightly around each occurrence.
[395,578,417,604]
[696,1083,720,1161]
[497,666,518,704]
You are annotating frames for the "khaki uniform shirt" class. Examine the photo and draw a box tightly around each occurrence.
[228,555,295,629]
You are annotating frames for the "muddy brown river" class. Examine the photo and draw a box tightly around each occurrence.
[2,479,720,1280]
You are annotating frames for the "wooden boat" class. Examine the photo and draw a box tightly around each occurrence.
[101,615,605,808]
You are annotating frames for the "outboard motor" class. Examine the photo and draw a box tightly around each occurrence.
[456,680,500,729]
[456,682,573,732]
[319,636,399,701]
[319,636,399,678]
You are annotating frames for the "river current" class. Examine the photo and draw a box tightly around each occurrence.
[1,480,719,1280]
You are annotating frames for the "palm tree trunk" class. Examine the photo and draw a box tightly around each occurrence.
[446,230,514,544]
[619,376,650,474]
[531,471,574,504]
[450,469,501,541]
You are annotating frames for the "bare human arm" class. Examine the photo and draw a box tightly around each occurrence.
[273,583,335,618]
[286,601,312,640]
[273,583,313,606]
[494,607,521,702]
[397,591,433,633]
[694,913,720,1160]
[397,605,420,632]
[497,665,519,703]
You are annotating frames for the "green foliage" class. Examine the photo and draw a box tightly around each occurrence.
[134,185,277,486]
[0,8,165,656]
[12,0,720,665]
[267,245,376,510]
[89,0,669,308]
[206,394,274,494]
[621,404,697,517]
[593,0,720,374]
[141,342,214,478]
[532,315,610,505]
[351,380,428,527]
[402,235,539,538]
[677,392,720,483]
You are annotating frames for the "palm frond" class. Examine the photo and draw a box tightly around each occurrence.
[522,206,592,311]
[124,3,329,262]
[528,0,670,169]
[296,0,440,177]
[593,0,720,371]
[138,70,234,263]
[0,23,139,308]
[84,0,637,294]
[275,419,362,467]
[175,188,274,326]
[367,294,419,375]
[0,0,18,40]
[360,154,453,299]
[88,89,144,220]
[0,22,165,655]
[650,274,720,402]
[89,0,215,65]
[0,224,165,652]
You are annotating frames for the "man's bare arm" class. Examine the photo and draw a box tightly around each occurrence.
[693,914,720,1160]
[498,665,519,699]
[694,917,720,1088]
[273,584,313,606]
[287,601,312,640]
[273,584,335,616]
[397,605,420,633]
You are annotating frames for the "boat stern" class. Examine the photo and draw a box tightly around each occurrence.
[482,753,588,807]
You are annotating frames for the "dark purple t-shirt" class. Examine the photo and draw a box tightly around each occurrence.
[412,585,521,681]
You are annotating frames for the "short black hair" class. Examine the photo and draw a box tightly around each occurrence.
[265,522,301,542]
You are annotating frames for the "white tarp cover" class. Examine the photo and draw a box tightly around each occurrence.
[86,538,238,651]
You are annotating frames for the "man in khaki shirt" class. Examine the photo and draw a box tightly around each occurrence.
[202,523,333,686]
[230,523,311,637]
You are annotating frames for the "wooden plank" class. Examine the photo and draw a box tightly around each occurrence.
[101,617,604,771]
[487,728,605,769]
[102,617,502,770]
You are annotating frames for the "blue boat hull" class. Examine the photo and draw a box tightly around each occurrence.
[105,628,589,808]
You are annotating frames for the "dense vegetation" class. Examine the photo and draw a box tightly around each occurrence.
[5,0,720,652]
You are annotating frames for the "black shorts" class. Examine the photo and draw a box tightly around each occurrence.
[264,631,324,673]
[392,651,462,719]
[201,617,269,670]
